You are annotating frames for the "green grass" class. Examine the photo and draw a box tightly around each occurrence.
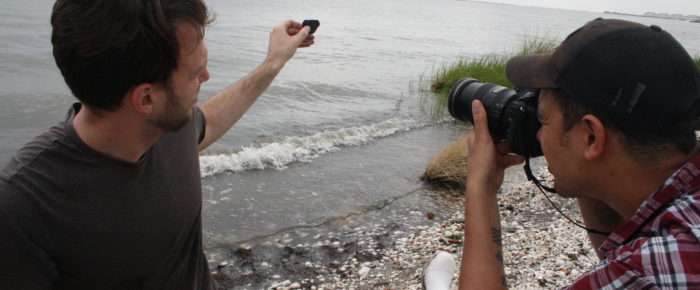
[419,37,558,116]
[419,37,700,117]
[420,55,509,116]
[419,38,700,116]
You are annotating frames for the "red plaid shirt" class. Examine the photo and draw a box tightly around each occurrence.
[567,152,700,289]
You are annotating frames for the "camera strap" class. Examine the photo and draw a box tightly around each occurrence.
[523,158,612,236]
[523,157,556,193]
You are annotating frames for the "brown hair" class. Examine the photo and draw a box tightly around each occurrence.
[51,0,213,111]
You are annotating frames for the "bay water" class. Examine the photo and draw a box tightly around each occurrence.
[2,0,699,256]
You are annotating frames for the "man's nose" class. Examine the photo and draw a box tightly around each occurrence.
[199,68,210,84]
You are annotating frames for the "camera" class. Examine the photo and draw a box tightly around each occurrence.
[447,78,543,157]
[302,19,320,34]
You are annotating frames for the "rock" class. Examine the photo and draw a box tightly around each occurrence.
[358,266,371,278]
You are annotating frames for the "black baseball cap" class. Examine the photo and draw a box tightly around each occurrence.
[506,18,700,129]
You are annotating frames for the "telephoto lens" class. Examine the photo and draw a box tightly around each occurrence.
[447,78,519,139]
[447,78,543,157]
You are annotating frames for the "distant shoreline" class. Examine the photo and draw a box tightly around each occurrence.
[604,11,700,22]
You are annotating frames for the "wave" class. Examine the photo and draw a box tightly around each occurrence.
[199,117,440,177]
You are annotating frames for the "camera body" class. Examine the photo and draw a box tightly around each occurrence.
[447,78,543,157]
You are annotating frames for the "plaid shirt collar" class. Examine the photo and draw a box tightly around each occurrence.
[599,151,700,257]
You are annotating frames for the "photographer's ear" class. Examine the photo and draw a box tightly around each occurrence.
[580,114,606,160]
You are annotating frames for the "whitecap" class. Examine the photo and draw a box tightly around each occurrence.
[199,117,431,177]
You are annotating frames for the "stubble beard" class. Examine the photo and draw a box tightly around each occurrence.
[154,84,197,131]
[550,131,585,198]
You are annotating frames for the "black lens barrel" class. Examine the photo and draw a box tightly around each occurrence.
[446,77,544,158]
[447,78,518,137]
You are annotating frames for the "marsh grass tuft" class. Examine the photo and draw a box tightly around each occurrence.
[419,55,509,116]
[418,37,558,117]
[421,136,470,189]
[516,36,560,55]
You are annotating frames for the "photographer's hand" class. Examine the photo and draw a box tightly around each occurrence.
[459,100,523,289]
[466,100,524,193]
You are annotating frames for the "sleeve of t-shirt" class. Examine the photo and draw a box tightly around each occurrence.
[0,179,57,288]
[193,106,207,145]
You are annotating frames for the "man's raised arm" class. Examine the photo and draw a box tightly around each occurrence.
[198,20,314,150]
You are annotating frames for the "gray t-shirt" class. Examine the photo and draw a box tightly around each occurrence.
[0,103,211,289]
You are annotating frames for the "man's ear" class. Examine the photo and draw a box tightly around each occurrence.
[127,83,155,114]
[580,114,606,160]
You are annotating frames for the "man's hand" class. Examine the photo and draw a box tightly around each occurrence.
[466,100,524,194]
[265,20,315,67]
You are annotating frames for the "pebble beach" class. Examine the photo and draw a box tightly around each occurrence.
[211,163,600,289]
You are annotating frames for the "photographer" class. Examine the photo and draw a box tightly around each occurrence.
[458,18,700,288]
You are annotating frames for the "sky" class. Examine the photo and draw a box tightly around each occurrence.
[474,0,700,17]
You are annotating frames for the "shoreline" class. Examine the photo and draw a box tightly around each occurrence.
[210,163,599,289]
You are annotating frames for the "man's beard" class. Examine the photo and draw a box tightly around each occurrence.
[154,84,196,131]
